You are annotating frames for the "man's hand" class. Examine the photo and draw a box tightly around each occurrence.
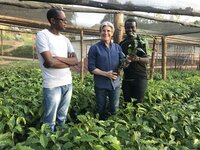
[127,54,140,62]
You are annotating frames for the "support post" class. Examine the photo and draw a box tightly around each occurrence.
[162,36,167,80]
[149,37,157,80]
[1,29,3,56]
[80,30,84,82]
[32,34,35,60]
[113,13,124,44]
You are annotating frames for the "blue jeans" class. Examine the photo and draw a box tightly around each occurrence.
[94,86,120,120]
[43,84,72,131]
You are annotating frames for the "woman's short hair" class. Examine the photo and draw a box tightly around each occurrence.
[99,21,115,32]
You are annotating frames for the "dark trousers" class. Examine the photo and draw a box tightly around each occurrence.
[122,79,147,105]
[94,86,120,120]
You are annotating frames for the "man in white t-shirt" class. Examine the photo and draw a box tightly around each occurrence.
[36,8,78,131]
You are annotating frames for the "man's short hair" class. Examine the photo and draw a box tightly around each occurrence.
[47,8,62,22]
[125,18,137,27]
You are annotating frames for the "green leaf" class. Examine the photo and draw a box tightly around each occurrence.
[40,134,48,148]
[170,127,177,134]
[93,145,107,150]
[16,146,35,150]
[62,142,74,149]
[111,142,121,150]
[132,131,141,143]
[0,122,5,132]
[101,135,119,144]
[41,124,49,133]
[77,115,87,123]
[193,138,200,147]
[7,115,15,129]
[16,116,26,125]
[52,143,62,150]
[170,114,178,123]
[91,126,106,138]
[29,127,39,136]
[50,134,57,143]
[79,134,97,142]
[0,132,12,141]
[185,126,192,136]
[0,139,14,147]
[4,106,13,118]
[15,125,23,133]
[142,125,153,133]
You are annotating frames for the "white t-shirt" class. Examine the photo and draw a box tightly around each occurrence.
[36,29,74,88]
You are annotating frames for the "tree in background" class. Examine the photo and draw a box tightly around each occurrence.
[194,20,200,25]
[66,12,77,25]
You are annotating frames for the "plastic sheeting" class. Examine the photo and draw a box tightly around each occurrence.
[94,0,200,11]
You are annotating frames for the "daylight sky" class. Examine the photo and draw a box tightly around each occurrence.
[98,0,200,10]
[75,0,200,27]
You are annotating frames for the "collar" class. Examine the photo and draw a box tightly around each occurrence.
[100,40,113,48]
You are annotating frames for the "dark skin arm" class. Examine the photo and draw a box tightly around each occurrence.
[54,52,78,66]
[127,54,149,64]
[41,51,78,68]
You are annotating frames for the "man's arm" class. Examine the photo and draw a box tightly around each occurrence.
[53,52,78,66]
[127,54,149,64]
[41,51,70,68]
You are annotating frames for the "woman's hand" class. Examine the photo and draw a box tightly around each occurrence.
[107,71,118,80]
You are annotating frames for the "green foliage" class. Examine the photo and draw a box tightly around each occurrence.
[0,63,199,149]
[4,45,37,58]
[194,20,200,25]
[2,32,15,40]
[2,45,13,50]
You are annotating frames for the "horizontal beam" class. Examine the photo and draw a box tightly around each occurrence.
[0,15,99,35]
[1,1,200,29]
[20,0,200,17]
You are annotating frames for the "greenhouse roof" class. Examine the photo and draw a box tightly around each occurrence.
[0,0,200,43]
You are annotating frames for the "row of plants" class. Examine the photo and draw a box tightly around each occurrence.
[4,45,37,59]
[0,62,199,149]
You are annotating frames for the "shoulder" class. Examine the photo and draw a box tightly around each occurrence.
[37,29,48,35]
[62,35,71,43]
[119,39,127,46]
[89,42,98,53]
[112,42,121,49]
[91,41,101,49]
[36,29,50,39]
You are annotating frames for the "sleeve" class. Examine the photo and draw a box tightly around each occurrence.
[118,45,126,67]
[119,46,126,60]
[88,45,96,73]
[65,37,74,53]
[35,31,49,54]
